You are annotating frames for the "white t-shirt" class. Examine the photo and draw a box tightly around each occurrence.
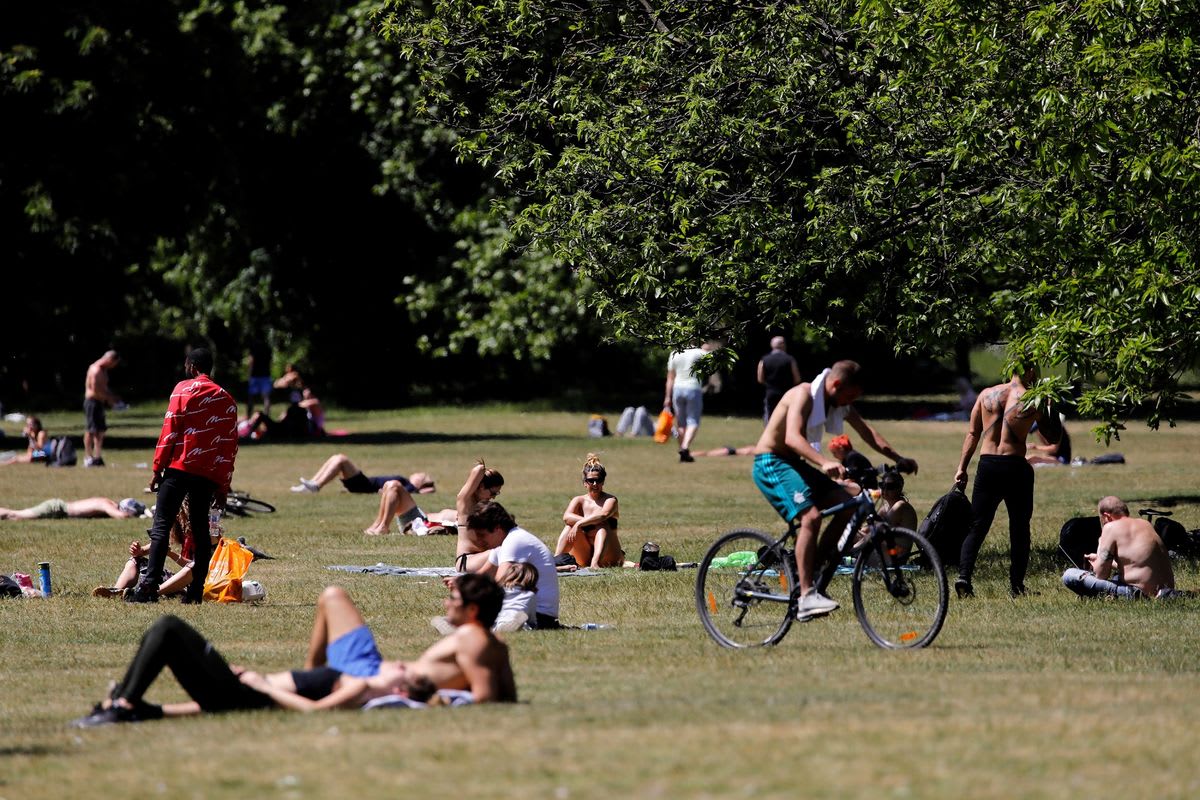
[487,526,559,618]
[668,348,707,391]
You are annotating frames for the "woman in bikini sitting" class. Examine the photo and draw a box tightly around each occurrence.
[554,454,623,569]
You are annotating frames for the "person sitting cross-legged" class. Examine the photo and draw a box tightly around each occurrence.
[1062,496,1178,600]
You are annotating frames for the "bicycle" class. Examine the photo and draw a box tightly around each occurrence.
[695,467,948,650]
[222,490,276,517]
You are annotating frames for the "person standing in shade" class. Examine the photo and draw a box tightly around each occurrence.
[757,336,802,425]
[83,350,121,467]
[245,337,273,419]
[664,341,719,462]
[128,348,239,604]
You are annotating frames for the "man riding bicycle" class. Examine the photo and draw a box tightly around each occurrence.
[752,360,919,620]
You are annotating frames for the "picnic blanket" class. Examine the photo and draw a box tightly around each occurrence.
[327,563,604,577]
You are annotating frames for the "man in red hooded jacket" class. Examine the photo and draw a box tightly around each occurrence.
[128,348,239,604]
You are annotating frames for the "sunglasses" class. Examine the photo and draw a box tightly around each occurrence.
[584,477,603,485]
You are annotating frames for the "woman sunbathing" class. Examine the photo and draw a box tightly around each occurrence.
[92,499,213,600]
[554,454,622,568]
[70,615,434,726]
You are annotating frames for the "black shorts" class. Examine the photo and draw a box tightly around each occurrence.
[84,398,107,433]
[341,473,411,494]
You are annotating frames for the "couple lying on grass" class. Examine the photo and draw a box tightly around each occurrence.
[72,573,515,727]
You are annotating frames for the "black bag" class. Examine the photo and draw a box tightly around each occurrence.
[918,487,972,567]
[638,542,677,571]
[45,436,77,467]
[1059,516,1102,568]
[1153,517,1192,557]
[0,575,22,598]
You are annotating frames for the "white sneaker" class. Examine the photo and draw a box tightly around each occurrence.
[410,518,430,536]
[795,591,839,621]
[290,478,319,493]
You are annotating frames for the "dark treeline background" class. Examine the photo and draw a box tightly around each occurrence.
[1,1,964,418]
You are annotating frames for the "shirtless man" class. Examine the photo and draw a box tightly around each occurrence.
[953,368,1062,598]
[302,577,515,702]
[83,350,121,467]
[1062,497,1176,599]
[752,360,918,620]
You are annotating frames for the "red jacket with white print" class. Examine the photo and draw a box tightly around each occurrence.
[152,373,239,495]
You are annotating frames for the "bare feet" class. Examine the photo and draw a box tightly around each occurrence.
[363,526,389,536]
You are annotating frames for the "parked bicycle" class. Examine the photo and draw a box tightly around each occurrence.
[696,466,948,650]
[222,490,276,517]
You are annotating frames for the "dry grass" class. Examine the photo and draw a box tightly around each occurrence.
[2,404,1200,798]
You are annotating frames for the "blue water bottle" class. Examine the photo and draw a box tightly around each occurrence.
[38,561,52,597]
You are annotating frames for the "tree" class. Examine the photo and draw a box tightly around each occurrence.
[1,1,596,406]
[385,0,1200,436]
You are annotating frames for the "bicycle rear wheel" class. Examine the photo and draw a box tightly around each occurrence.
[696,529,796,648]
[852,525,947,649]
[236,497,275,514]
[225,491,276,515]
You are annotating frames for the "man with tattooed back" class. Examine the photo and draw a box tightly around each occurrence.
[952,367,1060,598]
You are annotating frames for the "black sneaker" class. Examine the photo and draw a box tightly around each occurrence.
[85,457,106,467]
[954,578,974,598]
[678,449,694,463]
[123,586,158,603]
[70,703,140,728]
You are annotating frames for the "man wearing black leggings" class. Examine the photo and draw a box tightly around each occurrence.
[954,368,1061,597]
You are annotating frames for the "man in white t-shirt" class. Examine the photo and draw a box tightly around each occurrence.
[664,340,720,462]
[464,500,561,628]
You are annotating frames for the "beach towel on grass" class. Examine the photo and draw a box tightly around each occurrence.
[327,563,604,577]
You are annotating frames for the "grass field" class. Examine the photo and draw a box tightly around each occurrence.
[2,404,1199,798]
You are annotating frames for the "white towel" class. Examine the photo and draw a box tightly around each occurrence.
[806,367,848,448]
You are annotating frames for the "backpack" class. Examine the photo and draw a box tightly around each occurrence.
[1153,517,1193,557]
[587,415,611,438]
[45,436,77,467]
[917,487,972,567]
[638,542,678,571]
[1059,516,1101,568]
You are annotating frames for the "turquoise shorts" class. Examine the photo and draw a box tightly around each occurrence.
[326,625,382,677]
[752,452,837,523]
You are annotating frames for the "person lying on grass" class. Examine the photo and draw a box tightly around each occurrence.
[554,453,623,569]
[364,459,501,540]
[291,451,436,496]
[0,496,144,520]
[71,574,516,727]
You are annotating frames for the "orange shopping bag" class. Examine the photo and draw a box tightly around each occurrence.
[204,537,255,603]
[653,409,675,444]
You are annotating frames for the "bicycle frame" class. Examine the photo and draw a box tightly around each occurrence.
[737,489,879,605]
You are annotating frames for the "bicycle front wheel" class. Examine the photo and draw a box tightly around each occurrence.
[696,529,796,649]
[852,525,948,649]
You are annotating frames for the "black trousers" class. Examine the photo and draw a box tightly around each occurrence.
[139,468,216,601]
[116,616,272,712]
[957,454,1035,589]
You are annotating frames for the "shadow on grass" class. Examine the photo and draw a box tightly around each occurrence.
[77,430,559,452]
[1130,495,1200,510]
[0,744,63,757]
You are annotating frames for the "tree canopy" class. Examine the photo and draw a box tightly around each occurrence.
[0,0,597,406]
[386,0,1200,436]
